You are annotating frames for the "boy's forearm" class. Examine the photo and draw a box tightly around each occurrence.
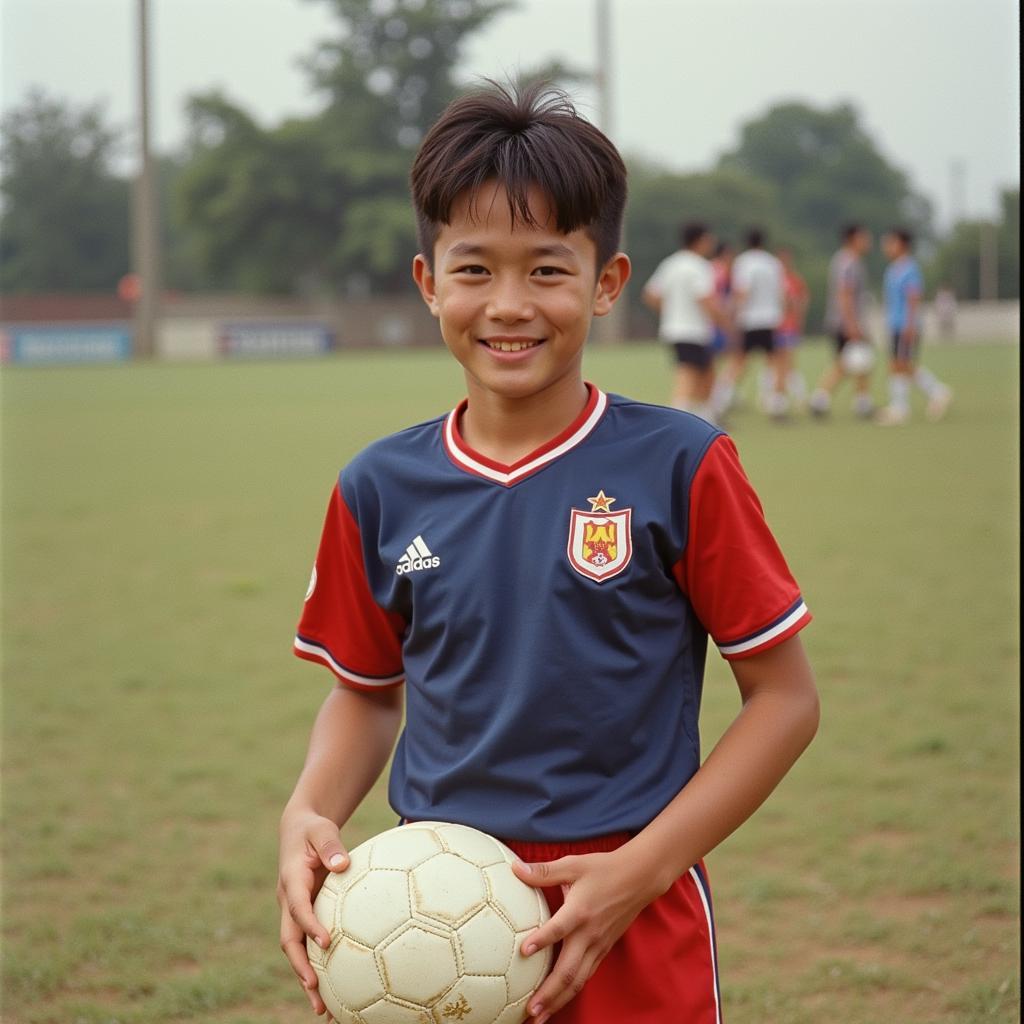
[282,683,404,828]
[625,637,819,895]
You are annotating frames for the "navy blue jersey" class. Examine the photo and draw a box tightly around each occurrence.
[295,385,810,841]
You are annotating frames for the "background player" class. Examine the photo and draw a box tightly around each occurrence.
[769,246,810,410]
[876,227,953,425]
[713,228,786,420]
[809,224,876,420]
[277,83,819,1024]
[709,239,736,360]
[642,221,730,422]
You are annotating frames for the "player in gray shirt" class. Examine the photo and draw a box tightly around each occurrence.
[809,224,875,419]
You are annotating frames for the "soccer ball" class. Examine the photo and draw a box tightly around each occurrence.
[840,339,876,376]
[307,821,552,1024]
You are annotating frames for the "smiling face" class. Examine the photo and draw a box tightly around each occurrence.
[412,181,629,405]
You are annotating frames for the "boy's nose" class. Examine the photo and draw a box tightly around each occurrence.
[485,283,534,323]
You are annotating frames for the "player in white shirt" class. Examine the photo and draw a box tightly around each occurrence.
[642,222,730,423]
[713,228,787,420]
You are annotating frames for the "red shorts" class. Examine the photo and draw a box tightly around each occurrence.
[501,832,723,1024]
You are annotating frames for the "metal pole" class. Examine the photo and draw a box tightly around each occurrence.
[593,0,627,344]
[133,0,161,358]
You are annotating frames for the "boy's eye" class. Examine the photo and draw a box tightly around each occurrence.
[532,266,565,277]
[456,264,489,276]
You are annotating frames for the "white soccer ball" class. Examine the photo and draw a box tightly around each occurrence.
[307,821,552,1024]
[840,339,876,376]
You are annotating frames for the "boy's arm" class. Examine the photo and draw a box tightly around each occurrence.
[515,635,818,1024]
[278,682,403,1016]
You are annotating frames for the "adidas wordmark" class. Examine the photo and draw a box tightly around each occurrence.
[396,535,440,575]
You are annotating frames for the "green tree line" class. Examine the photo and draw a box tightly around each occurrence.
[2,0,1018,328]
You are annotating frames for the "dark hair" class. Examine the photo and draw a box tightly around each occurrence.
[410,81,627,268]
[746,227,765,249]
[680,221,710,249]
[841,223,865,242]
[887,226,914,250]
[713,240,733,258]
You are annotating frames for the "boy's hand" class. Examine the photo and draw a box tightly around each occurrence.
[277,809,350,1016]
[511,850,663,1024]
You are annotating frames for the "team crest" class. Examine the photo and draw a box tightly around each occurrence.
[567,489,633,583]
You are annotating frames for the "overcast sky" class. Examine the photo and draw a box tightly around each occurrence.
[1,0,1019,228]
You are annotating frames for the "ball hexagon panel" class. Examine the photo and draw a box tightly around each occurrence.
[377,923,460,1006]
[411,852,488,926]
[493,995,533,1024]
[455,906,515,976]
[432,975,509,1024]
[483,864,547,932]
[435,823,506,867]
[371,826,445,871]
[321,937,386,1012]
[340,870,412,947]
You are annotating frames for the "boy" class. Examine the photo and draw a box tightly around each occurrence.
[642,221,730,423]
[808,223,876,419]
[278,83,819,1024]
[876,228,953,425]
[713,228,786,420]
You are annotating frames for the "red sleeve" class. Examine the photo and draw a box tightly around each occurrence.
[293,484,406,689]
[673,435,811,660]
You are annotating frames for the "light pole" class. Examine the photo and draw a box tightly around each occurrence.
[593,0,628,344]
[133,0,161,358]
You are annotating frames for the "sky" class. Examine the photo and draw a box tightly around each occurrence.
[1,0,1019,229]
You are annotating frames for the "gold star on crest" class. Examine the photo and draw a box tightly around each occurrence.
[587,489,616,513]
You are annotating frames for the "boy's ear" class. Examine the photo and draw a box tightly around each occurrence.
[593,253,632,317]
[412,254,440,317]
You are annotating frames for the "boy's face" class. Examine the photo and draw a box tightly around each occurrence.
[882,233,905,261]
[413,181,629,404]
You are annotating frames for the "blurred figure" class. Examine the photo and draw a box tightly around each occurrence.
[933,283,958,340]
[809,224,876,419]
[769,247,810,409]
[876,228,953,425]
[715,228,786,420]
[642,221,729,422]
[709,240,736,360]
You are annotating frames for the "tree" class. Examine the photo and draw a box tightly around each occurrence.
[176,0,515,295]
[719,101,934,258]
[0,90,130,292]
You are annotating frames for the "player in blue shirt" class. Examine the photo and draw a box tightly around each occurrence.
[277,83,820,1024]
[876,228,953,425]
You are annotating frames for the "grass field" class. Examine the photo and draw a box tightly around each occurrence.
[1,339,1019,1024]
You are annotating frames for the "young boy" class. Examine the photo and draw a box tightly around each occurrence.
[278,83,819,1024]
[876,227,953,425]
[809,223,876,420]
[713,227,786,420]
[642,221,730,423]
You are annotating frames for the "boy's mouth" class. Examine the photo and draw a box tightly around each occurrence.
[481,337,544,353]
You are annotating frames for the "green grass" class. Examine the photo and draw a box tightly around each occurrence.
[2,339,1019,1023]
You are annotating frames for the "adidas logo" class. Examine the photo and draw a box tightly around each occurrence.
[396,535,441,576]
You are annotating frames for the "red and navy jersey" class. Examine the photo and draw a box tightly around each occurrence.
[295,385,810,842]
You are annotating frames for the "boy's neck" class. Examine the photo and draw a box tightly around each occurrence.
[459,374,590,467]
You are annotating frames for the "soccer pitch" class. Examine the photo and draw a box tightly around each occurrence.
[1,340,1019,1023]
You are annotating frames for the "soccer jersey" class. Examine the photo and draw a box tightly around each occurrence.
[732,249,784,330]
[294,386,810,842]
[884,256,924,331]
[645,250,716,344]
[824,248,868,333]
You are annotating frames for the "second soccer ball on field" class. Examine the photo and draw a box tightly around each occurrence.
[840,340,876,376]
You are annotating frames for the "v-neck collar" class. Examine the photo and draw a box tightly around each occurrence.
[442,383,608,487]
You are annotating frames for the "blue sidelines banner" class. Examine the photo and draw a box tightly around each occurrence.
[218,322,334,359]
[1,323,133,365]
